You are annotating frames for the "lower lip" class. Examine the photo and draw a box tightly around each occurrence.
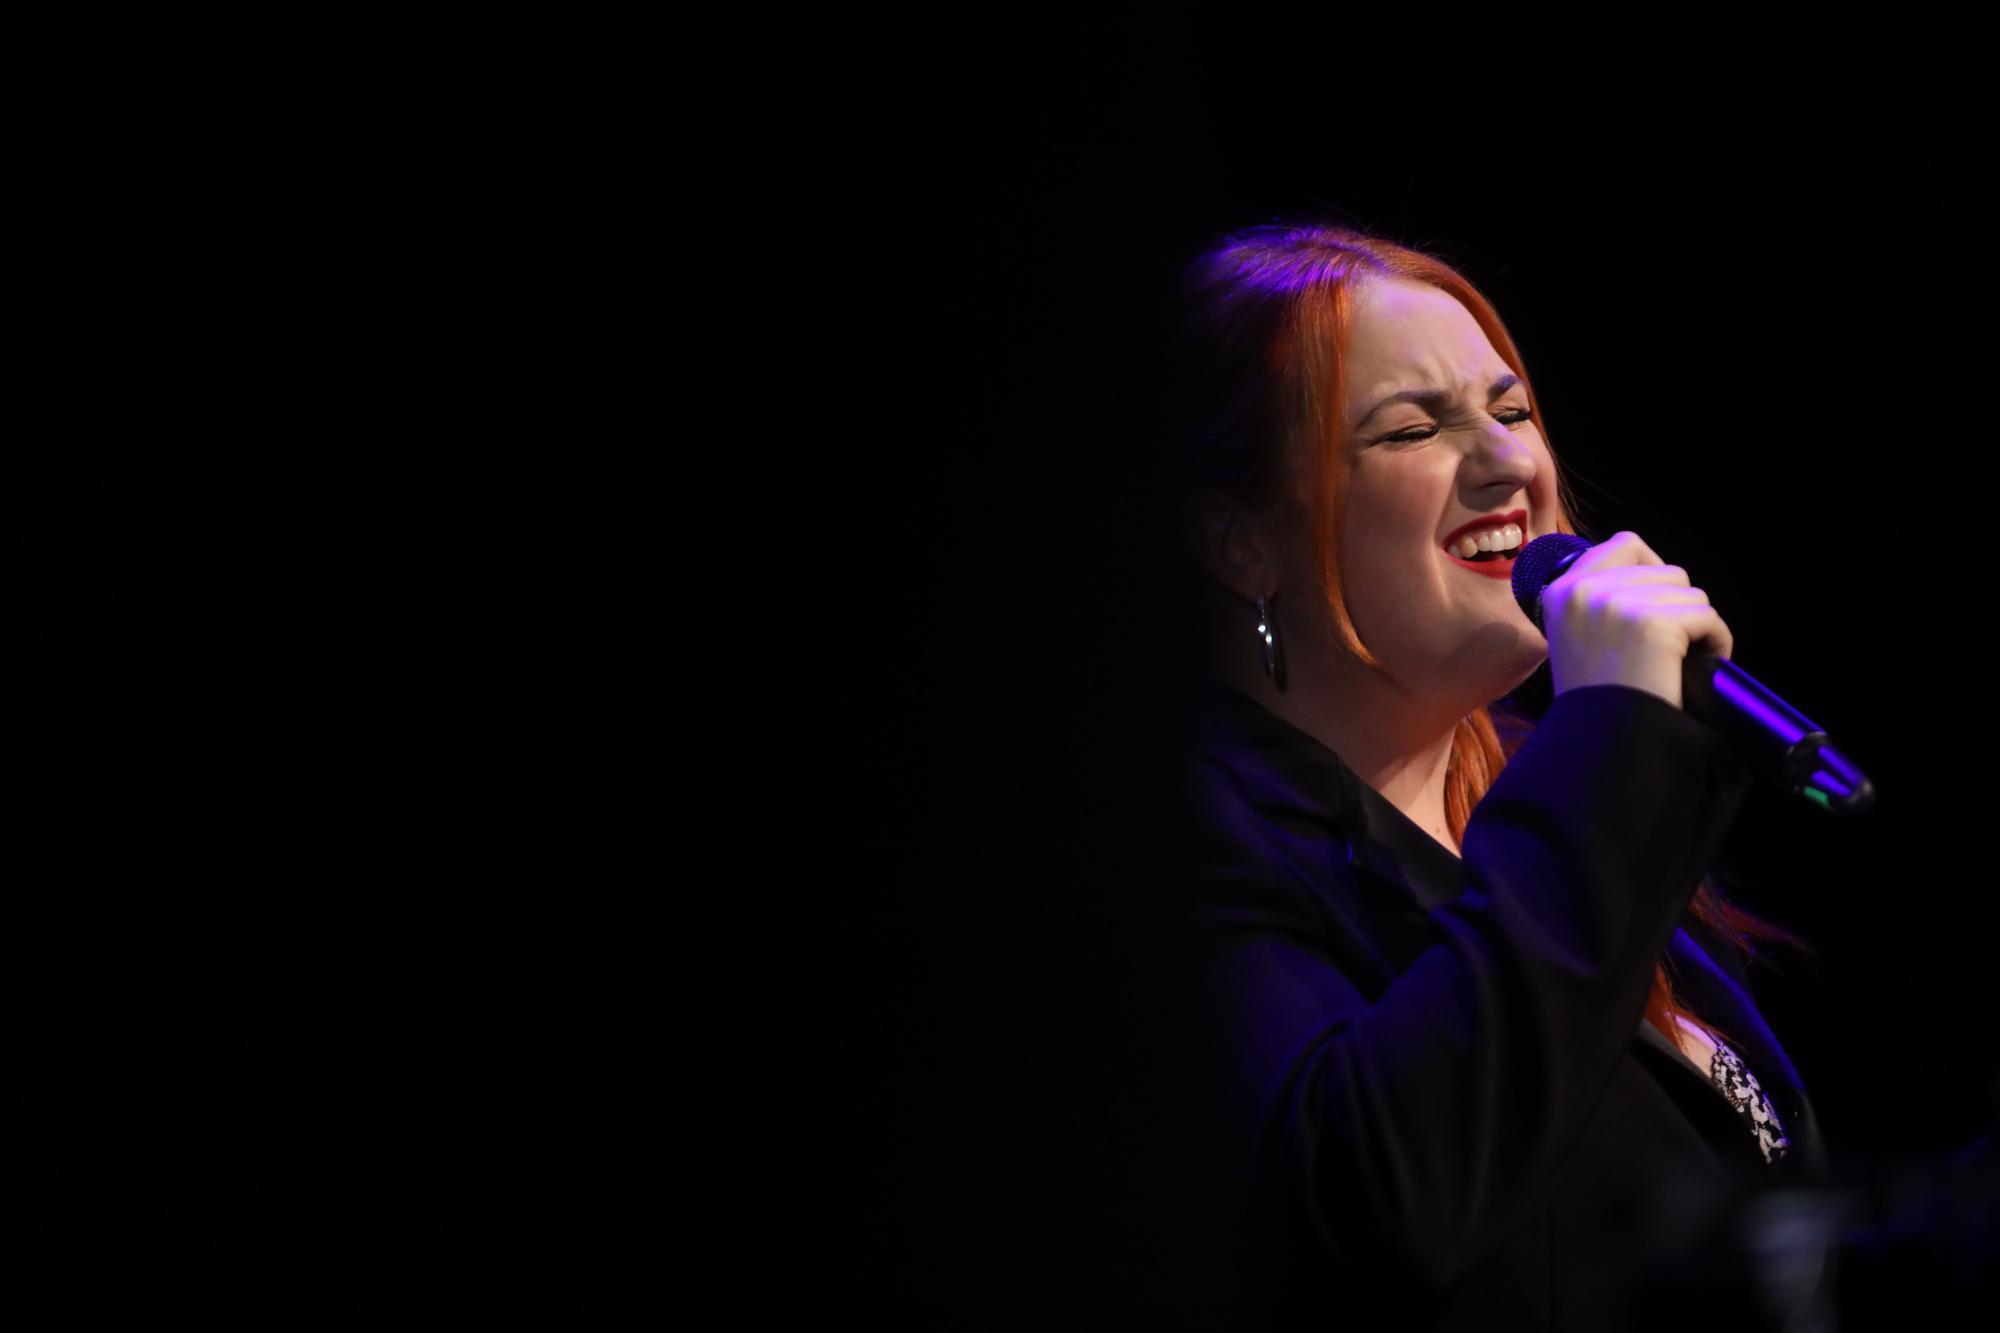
[1446,551,1516,579]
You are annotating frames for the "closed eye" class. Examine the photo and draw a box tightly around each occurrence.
[1382,406,1535,445]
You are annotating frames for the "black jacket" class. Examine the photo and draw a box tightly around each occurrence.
[1183,676,1833,1329]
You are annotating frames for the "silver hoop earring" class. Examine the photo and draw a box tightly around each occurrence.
[1255,594,1287,693]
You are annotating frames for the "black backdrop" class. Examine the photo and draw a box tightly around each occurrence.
[3,17,528,1323]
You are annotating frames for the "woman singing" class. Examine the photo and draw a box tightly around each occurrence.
[1177,221,1830,1328]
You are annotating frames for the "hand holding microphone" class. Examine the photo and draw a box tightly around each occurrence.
[1514,531,1875,815]
[1537,531,1734,711]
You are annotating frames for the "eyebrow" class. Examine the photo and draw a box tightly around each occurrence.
[1355,373,1522,428]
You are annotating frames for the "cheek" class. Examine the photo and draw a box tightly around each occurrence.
[1337,514,1434,634]
[1337,466,1445,613]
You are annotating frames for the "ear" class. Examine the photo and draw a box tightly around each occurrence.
[1191,490,1280,604]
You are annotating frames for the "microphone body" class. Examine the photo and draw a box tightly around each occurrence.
[1509,533,1874,815]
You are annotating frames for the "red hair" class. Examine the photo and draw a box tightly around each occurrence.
[1181,220,1809,1052]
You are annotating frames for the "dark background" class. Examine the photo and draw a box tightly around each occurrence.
[3,16,529,1325]
[817,2,2000,1325]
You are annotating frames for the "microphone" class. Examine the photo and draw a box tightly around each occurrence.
[1510,533,1876,815]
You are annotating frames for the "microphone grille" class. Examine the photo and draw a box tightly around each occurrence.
[1511,533,1593,631]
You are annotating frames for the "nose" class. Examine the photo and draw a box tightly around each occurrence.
[1462,418,1537,500]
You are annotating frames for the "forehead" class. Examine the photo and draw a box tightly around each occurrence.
[1343,278,1508,398]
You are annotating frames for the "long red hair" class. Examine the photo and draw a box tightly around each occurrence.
[1180,219,1809,1051]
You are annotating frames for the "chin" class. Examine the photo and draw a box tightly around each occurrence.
[1449,621,1547,707]
[1494,654,1548,704]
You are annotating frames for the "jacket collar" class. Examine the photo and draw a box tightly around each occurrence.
[1186,672,1465,911]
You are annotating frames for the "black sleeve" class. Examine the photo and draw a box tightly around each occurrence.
[1189,684,1754,1292]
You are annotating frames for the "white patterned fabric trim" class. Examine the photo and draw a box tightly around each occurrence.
[1708,1039,1791,1167]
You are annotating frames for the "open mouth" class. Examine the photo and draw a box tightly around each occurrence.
[1445,546,1518,579]
[1441,511,1527,578]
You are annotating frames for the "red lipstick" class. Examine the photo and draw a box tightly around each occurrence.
[1441,508,1527,581]
[1447,550,1516,579]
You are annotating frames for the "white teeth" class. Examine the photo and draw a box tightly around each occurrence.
[1449,523,1524,559]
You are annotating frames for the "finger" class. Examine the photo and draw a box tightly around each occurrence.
[1543,569,1701,626]
[1564,563,1694,590]
[1567,530,1667,572]
[1619,585,1711,607]
[1596,586,1715,622]
[1597,585,1720,616]
[1655,603,1734,661]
